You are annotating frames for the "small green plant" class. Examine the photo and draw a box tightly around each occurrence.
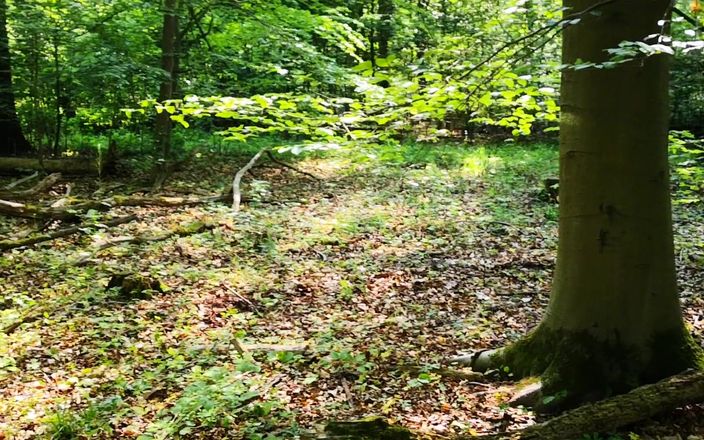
[541,390,567,405]
[141,364,288,438]
[45,397,123,439]
[406,372,441,389]
[338,279,356,301]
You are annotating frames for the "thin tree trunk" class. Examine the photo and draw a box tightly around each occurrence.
[53,37,61,156]
[0,0,31,156]
[470,0,704,411]
[153,0,179,188]
[377,0,394,58]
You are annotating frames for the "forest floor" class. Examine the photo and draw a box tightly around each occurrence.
[1,142,704,440]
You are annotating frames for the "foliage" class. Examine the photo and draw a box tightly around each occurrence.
[670,130,704,204]
[139,365,292,439]
[45,397,125,439]
[2,0,704,436]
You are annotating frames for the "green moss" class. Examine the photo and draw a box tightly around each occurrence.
[645,326,704,381]
[492,323,704,412]
[178,221,206,235]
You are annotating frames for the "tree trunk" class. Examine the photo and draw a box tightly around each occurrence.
[377,0,394,59]
[52,36,62,157]
[0,0,31,156]
[476,0,704,410]
[153,0,179,186]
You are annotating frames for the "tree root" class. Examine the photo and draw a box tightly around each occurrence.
[323,416,413,440]
[472,369,704,440]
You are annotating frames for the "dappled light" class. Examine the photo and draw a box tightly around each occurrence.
[2,0,704,438]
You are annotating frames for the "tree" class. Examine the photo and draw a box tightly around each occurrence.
[0,0,31,156]
[469,0,704,410]
[153,0,179,188]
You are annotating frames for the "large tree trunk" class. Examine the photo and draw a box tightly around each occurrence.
[474,0,704,410]
[0,0,31,156]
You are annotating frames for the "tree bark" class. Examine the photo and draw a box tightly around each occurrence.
[0,0,31,156]
[471,0,704,410]
[153,0,179,188]
[377,0,394,59]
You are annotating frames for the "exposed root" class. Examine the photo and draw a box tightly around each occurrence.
[452,324,704,412]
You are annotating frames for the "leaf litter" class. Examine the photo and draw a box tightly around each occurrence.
[0,143,702,439]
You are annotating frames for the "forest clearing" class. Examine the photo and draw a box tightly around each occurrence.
[1,142,704,439]
[3,0,704,438]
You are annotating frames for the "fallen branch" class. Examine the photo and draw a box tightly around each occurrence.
[393,364,486,382]
[4,171,39,190]
[99,221,213,248]
[243,343,309,353]
[0,214,137,252]
[0,156,108,175]
[0,173,62,200]
[0,194,231,220]
[2,306,47,335]
[72,221,215,265]
[0,199,110,221]
[110,194,229,207]
[474,369,704,440]
[233,148,268,212]
[320,370,704,440]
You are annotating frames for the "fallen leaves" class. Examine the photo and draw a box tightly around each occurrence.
[0,145,702,439]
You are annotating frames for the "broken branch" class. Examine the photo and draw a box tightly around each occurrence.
[4,171,39,190]
[0,173,62,200]
[233,148,268,212]
[0,214,137,252]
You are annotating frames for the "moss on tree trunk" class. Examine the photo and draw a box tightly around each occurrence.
[486,324,704,411]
